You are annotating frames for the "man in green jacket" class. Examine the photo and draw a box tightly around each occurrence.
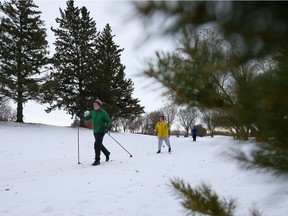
[81,98,111,166]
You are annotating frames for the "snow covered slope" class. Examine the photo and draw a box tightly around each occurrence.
[1,122,287,215]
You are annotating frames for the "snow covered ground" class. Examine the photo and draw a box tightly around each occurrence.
[1,122,287,216]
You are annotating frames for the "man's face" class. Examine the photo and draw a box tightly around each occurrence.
[93,102,100,110]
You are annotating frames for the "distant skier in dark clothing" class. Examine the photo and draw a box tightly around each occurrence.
[77,98,111,166]
[192,126,197,142]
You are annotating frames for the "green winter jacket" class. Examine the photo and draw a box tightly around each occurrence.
[83,109,111,133]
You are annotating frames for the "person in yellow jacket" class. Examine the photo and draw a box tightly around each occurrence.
[155,115,171,153]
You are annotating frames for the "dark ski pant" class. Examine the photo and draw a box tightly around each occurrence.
[94,133,110,162]
[192,135,197,141]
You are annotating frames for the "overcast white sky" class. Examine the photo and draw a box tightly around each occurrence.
[8,0,177,126]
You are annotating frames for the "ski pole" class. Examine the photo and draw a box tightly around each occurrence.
[77,117,81,164]
[107,132,133,158]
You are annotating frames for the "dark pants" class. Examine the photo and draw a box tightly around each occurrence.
[192,135,197,141]
[93,133,110,162]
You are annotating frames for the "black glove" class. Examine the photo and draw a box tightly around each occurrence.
[104,127,109,134]
[76,111,83,118]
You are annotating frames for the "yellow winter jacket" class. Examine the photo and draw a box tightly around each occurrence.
[155,121,169,138]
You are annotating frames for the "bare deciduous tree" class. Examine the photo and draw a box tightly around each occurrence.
[0,97,16,121]
[120,118,133,133]
[128,116,143,133]
[160,103,178,126]
[148,111,162,135]
[177,107,198,137]
[139,114,149,134]
[201,109,218,137]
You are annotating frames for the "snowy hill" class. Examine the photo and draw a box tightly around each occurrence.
[1,122,287,216]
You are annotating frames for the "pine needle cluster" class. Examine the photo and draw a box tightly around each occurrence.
[172,179,263,216]
[172,179,236,216]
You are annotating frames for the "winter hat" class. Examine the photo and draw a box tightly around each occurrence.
[94,98,102,107]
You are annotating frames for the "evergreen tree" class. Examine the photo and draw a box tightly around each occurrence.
[45,1,143,123]
[43,1,99,118]
[95,23,144,120]
[0,0,49,122]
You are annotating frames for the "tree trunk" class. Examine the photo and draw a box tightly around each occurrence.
[16,101,23,122]
[185,128,189,137]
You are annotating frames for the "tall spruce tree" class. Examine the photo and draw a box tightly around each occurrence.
[94,24,144,120]
[44,1,98,117]
[0,0,49,122]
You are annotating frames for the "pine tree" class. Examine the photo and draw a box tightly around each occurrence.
[0,0,49,122]
[44,1,98,117]
[171,179,262,216]
[94,24,144,120]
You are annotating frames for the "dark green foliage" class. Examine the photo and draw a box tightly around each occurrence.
[143,29,231,109]
[172,179,236,216]
[44,1,98,118]
[45,1,143,121]
[195,124,206,137]
[0,0,49,122]
[135,1,288,62]
[94,24,144,120]
[231,145,288,175]
[256,55,288,148]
